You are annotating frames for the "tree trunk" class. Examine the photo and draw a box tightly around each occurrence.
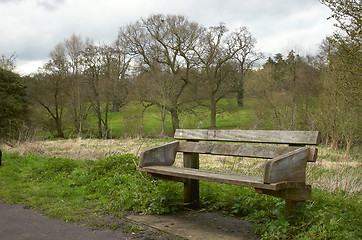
[55,119,65,138]
[331,137,339,150]
[96,100,103,139]
[345,139,351,158]
[236,83,244,107]
[170,109,179,135]
[111,97,121,112]
[210,95,217,129]
[97,114,102,138]
[104,104,109,139]
[160,105,167,136]
[236,90,244,107]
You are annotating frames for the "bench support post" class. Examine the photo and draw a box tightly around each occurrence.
[183,150,199,209]
[255,185,311,217]
[285,199,305,216]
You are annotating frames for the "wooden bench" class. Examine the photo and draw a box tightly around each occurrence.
[138,129,321,215]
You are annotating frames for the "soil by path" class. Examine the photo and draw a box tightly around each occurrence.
[128,210,259,240]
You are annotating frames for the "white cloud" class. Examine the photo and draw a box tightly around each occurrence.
[0,0,335,74]
[16,59,46,76]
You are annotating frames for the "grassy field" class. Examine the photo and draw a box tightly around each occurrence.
[1,139,361,239]
[74,98,256,138]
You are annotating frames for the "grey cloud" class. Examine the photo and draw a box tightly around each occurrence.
[0,0,64,10]
[37,0,65,10]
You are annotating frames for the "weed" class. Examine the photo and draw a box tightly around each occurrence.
[123,224,145,233]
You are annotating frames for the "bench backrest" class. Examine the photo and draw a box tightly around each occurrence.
[174,129,321,145]
[174,129,320,184]
[174,129,320,163]
[140,129,320,166]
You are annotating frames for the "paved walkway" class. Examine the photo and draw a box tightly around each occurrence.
[0,201,259,240]
[0,202,130,240]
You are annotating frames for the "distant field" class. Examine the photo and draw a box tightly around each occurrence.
[85,98,256,138]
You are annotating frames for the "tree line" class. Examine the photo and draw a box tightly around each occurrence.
[27,14,261,138]
[1,0,360,154]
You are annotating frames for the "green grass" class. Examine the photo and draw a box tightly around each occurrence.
[0,151,361,239]
[103,98,255,137]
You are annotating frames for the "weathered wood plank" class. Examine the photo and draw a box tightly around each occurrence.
[139,141,179,167]
[178,141,289,158]
[255,185,311,201]
[147,173,187,183]
[174,129,321,145]
[178,142,318,162]
[138,166,288,190]
[263,147,310,184]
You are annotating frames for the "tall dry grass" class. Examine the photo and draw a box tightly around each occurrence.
[2,138,361,194]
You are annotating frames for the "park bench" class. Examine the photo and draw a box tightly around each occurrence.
[138,129,321,215]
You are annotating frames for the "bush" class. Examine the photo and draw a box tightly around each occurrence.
[0,68,28,140]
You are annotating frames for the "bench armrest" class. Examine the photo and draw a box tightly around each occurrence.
[139,141,179,167]
[264,147,310,184]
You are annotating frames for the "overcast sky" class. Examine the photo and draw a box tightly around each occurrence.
[1,0,336,75]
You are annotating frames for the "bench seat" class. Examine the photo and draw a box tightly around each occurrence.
[138,166,306,191]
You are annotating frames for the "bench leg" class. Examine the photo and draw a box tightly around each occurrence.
[183,151,200,209]
[285,199,305,216]
[255,185,311,217]
[184,179,199,208]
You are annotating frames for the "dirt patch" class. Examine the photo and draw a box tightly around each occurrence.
[128,210,259,240]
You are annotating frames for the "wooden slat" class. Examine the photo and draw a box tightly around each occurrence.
[138,166,288,190]
[264,147,309,184]
[178,142,318,162]
[179,142,319,162]
[174,129,321,145]
[139,141,179,167]
[255,185,312,201]
[178,141,296,159]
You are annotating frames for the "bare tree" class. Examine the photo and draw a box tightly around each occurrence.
[119,14,202,134]
[194,23,233,129]
[108,39,132,112]
[27,44,68,138]
[0,53,16,71]
[81,41,110,138]
[64,34,88,136]
[194,24,260,128]
[230,27,262,107]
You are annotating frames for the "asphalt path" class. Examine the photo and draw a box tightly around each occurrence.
[0,201,133,240]
[0,201,259,240]
[2,200,190,240]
